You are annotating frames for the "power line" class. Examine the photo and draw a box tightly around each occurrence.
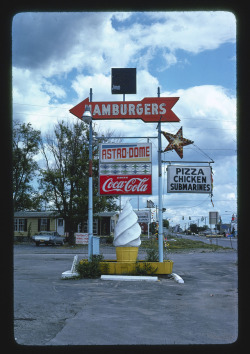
[13,102,72,109]
[13,102,236,122]
[14,110,237,131]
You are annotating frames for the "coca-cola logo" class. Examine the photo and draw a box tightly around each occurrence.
[102,176,150,193]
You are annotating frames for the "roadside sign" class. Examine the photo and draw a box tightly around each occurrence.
[69,97,180,123]
[99,143,152,195]
[99,175,152,195]
[167,165,212,193]
[147,200,155,208]
[135,210,151,223]
[100,143,152,163]
[75,233,88,244]
[209,212,219,225]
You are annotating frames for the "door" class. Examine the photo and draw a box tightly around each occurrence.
[57,219,65,235]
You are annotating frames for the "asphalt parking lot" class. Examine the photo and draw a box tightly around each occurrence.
[14,244,238,346]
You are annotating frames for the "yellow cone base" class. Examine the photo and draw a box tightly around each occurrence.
[100,260,173,275]
[116,247,138,263]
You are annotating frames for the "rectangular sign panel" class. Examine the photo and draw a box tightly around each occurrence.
[100,143,152,163]
[111,68,136,94]
[167,165,212,193]
[99,143,152,195]
[135,210,151,223]
[209,211,219,224]
[75,233,89,244]
[99,175,152,195]
[100,162,151,175]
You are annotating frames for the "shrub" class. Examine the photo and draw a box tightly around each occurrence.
[105,235,114,244]
[145,240,159,262]
[132,262,158,275]
[76,255,104,278]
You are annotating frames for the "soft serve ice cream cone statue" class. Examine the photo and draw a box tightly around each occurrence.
[114,199,141,262]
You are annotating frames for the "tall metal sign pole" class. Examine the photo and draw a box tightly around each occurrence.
[157,87,164,262]
[69,70,180,262]
[88,88,93,260]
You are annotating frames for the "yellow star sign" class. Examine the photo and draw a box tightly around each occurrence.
[162,127,194,159]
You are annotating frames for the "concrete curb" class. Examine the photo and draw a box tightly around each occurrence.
[171,273,184,283]
[61,270,79,279]
[101,275,159,281]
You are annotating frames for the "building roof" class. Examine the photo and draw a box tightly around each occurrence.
[14,211,119,218]
[94,212,119,217]
[14,211,59,218]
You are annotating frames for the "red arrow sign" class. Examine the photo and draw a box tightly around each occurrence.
[69,97,180,123]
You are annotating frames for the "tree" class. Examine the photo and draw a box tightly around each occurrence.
[190,223,198,233]
[163,219,169,228]
[198,225,209,232]
[40,120,118,244]
[13,120,42,211]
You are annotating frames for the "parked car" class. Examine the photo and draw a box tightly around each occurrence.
[32,231,65,246]
[203,229,212,235]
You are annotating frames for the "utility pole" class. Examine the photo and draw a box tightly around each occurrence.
[157,87,164,262]
[88,88,93,260]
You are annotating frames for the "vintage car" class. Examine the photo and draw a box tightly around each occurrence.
[32,231,65,246]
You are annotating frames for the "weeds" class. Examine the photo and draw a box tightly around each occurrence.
[132,262,158,276]
[142,237,226,253]
[145,238,159,261]
[76,254,104,278]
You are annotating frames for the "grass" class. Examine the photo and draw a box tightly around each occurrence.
[59,243,88,249]
[15,235,230,253]
[168,238,224,251]
[58,237,228,252]
[142,237,228,252]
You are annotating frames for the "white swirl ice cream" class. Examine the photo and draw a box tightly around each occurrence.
[113,200,141,247]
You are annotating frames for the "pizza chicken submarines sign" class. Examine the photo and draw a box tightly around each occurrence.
[167,166,212,193]
[99,143,152,195]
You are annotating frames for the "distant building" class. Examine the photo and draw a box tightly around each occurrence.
[77,212,119,236]
[219,223,231,235]
[14,211,65,240]
[14,210,120,241]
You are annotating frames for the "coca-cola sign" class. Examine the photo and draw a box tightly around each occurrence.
[99,175,152,195]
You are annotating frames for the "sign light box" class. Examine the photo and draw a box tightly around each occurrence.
[111,68,136,94]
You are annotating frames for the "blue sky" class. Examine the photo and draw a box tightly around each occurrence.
[156,43,236,94]
[12,11,237,227]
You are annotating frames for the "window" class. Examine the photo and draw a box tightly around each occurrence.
[38,218,50,231]
[14,219,27,232]
[40,218,48,231]
[83,219,98,234]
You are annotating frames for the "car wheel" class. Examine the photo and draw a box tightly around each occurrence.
[35,242,40,246]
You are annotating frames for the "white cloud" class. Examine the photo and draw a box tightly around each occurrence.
[160,85,236,155]
[161,52,178,70]
[12,67,49,106]
[111,12,133,21]
[145,11,236,52]
[71,73,111,102]
[12,11,236,79]
[41,80,66,100]
[12,11,237,225]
